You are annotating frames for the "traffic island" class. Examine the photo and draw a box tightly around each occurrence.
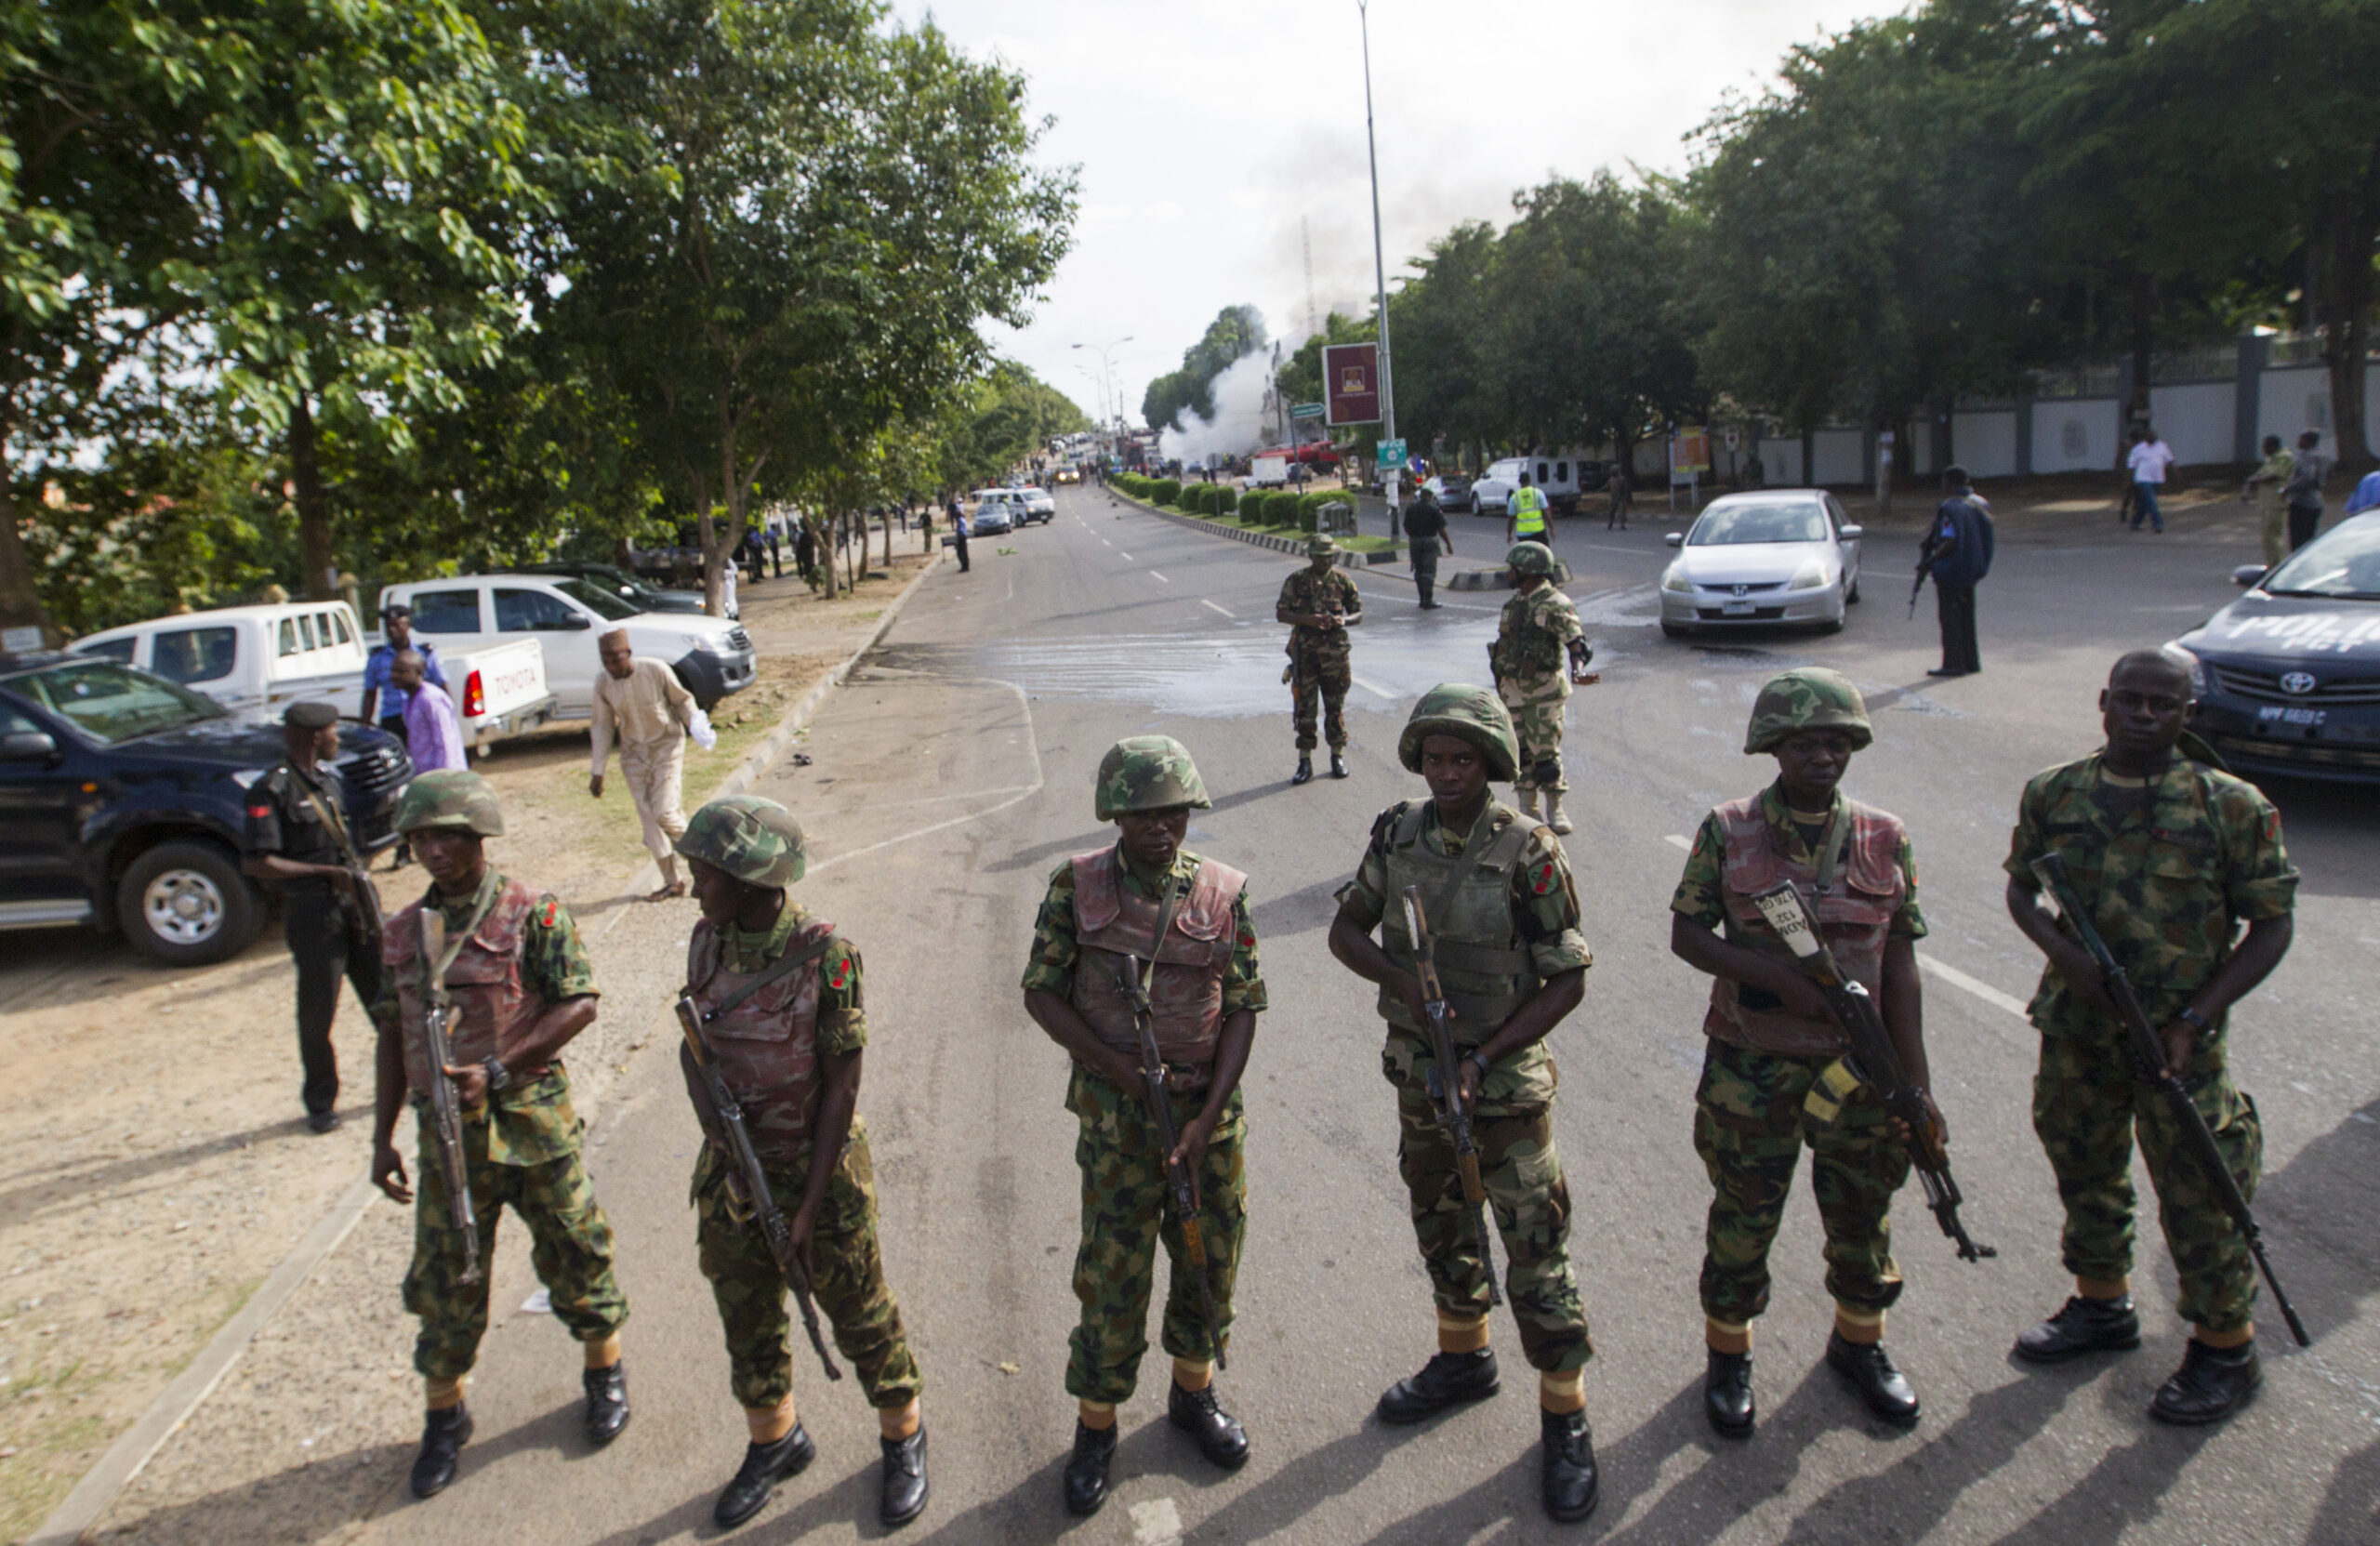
[1099,486,1401,568]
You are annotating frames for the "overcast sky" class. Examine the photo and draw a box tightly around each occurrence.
[893,0,1893,428]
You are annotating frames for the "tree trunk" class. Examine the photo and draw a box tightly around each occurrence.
[288,395,337,601]
[0,388,58,646]
[880,509,891,570]
[2312,154,2379,473]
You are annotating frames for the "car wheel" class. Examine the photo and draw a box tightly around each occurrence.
[1818,614,1845,636]
[1660,620,1689,639]
[118,839,261,967]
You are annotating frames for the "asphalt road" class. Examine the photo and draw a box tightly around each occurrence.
[353,483,2380,1545]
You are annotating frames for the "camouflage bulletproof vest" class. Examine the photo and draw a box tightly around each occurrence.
[1704,796,1906,1058]
[1068,847,1246,1074]
[683,915,839,1163]
[1377,801,1541,1043]
[384,879,545,1097]
[1491,589,1567,679]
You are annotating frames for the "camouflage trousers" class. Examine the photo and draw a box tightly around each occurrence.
[1395,1086,1591,1373]
[1693,1038,1909,1324]
[403,1106,628,1380]
[2033,1028,2262,1333]
[1066,1067,1246,1404]
[693,1125,922,1410]
[1289,643,1351,752]
[1498,672,1570,793]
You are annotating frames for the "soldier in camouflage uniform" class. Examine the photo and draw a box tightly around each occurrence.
[1669,668,1934,1436]
[1489,542,1595,837]
[1022,736,1265,1517]
[1327,684,1601,1524]
[1275,533,1364,784]
[366,771,629,1500]
[2004,647,2297,1425]
[672,796,928,1529]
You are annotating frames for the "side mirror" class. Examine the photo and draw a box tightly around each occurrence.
[2230,564,2268,589]
[1664,533,1685,548]
[562,613,593,630]
[1,731,59,762]
[1839,523,1864,540]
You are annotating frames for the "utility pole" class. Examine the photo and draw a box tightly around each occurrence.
[1358,0,1400,539]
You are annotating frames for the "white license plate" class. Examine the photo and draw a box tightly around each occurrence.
[1722,601,1757,616]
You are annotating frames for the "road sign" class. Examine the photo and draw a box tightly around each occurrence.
[1289,402,1326,420]
[1376,438,1408,469]
[1671,426,1711,480]
[1724,427,1740,452]
[1324,342,1381,426]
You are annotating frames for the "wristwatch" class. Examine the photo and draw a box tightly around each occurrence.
[2176,1007,2215,1041]
[482,1057,513,1092]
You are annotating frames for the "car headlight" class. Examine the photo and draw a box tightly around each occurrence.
[681,633,716,653]
[1662,567,1694,593]
[2170,644,2207,698]
[231,768,267,790]
[1789,561,1829,590]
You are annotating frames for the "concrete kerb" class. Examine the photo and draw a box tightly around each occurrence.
[1101,487,1399,568]
[27,547,949,1546]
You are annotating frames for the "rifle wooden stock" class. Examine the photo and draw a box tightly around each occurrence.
[1400,886,1501,1308]
[1120,950,1227,1371]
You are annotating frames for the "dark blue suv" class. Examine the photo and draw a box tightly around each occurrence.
[0,652,411,965]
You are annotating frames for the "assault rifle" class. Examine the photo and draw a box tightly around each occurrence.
[1401,886,1501,1305]
[1748,882,1995,1263]
[416,912,480,1287]
[2027,853,2309,1346]
[1120,941,1228,1370]
[1909,528,1948,618]
[677,983,842,1381]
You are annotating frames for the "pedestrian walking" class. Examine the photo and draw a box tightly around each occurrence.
[1022,738,1263,1517]
[2241,436,2295,569]
[1924,468,1993,679]
[2003,648,2297,1426]
[767,523,784,578]
[1606,468,1633,530]
[1405,487,1452,609]
[673,797,930,1529]
[1489,542,1595,836]
[1276,534,1364,784]
[368,771,631,1498]
[948,498,971,574]
[589,628,707,901]
[2126,428,2176,533]
[242,701,384,1133]
[362,603,446,738]
[1669,669,1935,1437]
[1506,470,1552,548]
[391,651,466,773]
[794,519,817,584]
[1326,684,1599,1524]
[2283,429,2331,551]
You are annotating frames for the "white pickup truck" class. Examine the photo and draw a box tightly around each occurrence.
[72,601,557,752]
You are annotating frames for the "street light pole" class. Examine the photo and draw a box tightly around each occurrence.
[1073,337,1134,454]
[1358,0,1400,538]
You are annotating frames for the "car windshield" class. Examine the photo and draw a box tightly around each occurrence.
[1688,502,1829,546]
[550,577,640,619]
[2260,520,2380,599]
[13,659,225,745]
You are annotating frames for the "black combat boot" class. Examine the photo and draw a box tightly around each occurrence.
[879,1425,929,1526]
[2150,1339,2260,1425]
[1168,1381,1250,1469]
[2013,1295,2141,1364]
[1377,1348,1500,1423]
[1825,1331,1920,1428]
[1292,756,1315,786]
[713,1422,815,1528]
[410,1405,473,1499]
[1329,750,1349,778]
[1705,1349,1753,1437]
[1540,1407,1599,1523]
[583,1362,629,1447]
[1063,1419,1117,1516]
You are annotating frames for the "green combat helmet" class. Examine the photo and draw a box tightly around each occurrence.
[1744,667,1874,755]
[1094,734,1211,820]
[394,769,505,837]
[1396,681,1521,782]
[1306,533,1338,560]
[1505,541,1555,576]
[676,795,808,887]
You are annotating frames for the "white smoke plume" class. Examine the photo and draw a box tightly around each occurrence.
[1158,350,1273,467]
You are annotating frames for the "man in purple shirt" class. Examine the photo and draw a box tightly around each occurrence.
[392,650,466,773]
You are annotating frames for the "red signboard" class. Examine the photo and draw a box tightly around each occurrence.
[1324,342,1380,426]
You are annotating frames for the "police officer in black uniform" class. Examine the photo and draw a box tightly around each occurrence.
[242,701,384,1132]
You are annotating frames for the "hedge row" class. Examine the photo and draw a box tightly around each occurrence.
[1109,473,1343,535]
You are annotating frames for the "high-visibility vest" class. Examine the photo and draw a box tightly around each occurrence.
[1511,486,1549,535]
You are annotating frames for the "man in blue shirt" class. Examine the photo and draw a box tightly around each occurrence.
[1924,467,1994,679]
[362,603,447,736]
[2345,469,2380,519]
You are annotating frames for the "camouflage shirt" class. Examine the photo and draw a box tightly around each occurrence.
[1277,567,1364,657]
[1672,783,1926,937]
[718,900,866,1058]
[2004,751,2297,1038]
[1492,583,1584,680]
[1021,847,1267,1016]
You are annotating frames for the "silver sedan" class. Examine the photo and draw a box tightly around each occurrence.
[1659,491,1863,637]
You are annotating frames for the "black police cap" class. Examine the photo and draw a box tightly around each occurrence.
[284,701,339,730]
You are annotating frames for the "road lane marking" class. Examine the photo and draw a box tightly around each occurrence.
[1663,833,1692,851]
[1201,599,1236,618]
[1353,676,1397,698]
[1148,570,1170,583]
[1120,551,1133,561]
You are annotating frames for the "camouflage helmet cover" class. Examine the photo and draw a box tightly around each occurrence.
[1094,735,1210,820]
[676,794,807,886]
[1305,533,1337,559]
[1397,681,1521,782]
[1505,540,1554,575]
[395,769,505,837]
[1744,667,1874,754]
